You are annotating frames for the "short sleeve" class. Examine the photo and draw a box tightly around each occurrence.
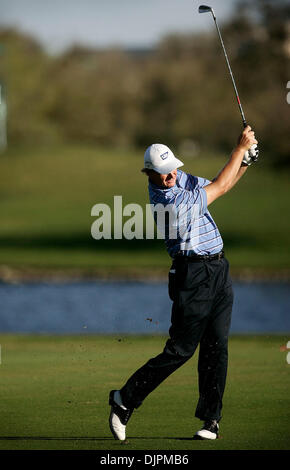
[197,176,211,188]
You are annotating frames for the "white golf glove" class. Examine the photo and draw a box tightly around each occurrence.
[242,144,259,166]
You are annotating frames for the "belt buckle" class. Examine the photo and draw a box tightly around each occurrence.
[218,251,222,260]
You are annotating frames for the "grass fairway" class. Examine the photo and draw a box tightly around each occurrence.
[0,144,289,277]
[0,334,289,450]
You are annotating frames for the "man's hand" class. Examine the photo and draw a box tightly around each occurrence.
[237,126,258,152]
[242,144,259,166]
[237,126,259,166]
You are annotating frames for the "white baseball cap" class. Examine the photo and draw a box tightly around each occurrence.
[142,143,184,174]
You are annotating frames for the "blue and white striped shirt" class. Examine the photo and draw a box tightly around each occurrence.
[148,169,223,257]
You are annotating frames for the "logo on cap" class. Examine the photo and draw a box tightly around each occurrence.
[160,152,168,160]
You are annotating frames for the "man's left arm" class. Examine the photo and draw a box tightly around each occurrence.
[224,163,248,190]
[211,163,248,190]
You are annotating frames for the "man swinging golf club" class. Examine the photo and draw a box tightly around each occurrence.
[108,4,259,441]
[109,125,258,441]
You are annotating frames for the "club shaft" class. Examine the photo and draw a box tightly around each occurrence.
[213,16,247,127]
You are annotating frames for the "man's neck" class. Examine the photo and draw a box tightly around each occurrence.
[148,177,165,189]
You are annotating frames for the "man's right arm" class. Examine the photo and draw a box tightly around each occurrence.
[205,126,258,206]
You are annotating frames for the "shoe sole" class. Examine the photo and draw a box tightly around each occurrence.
[193,431,220,440]
[108,390,126,441]
[109,410,121,440]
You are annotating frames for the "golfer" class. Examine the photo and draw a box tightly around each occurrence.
[109,126,258,440]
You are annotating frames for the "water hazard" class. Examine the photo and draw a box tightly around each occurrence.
[0,281,289,334]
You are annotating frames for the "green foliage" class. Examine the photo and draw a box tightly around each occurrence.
[0,0,289,164]
[0,29,59,144]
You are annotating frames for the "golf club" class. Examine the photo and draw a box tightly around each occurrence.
[198,4,259,162]
[198,4,247,128]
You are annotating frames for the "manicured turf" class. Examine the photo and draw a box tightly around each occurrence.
[0,144,289,277]
[0,334,289,450]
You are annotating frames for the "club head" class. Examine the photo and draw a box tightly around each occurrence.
[198,5,212,13]
[198,5,216,19]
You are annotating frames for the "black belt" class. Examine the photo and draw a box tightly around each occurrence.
[174,250,224,262]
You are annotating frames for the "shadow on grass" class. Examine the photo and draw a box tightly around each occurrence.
[0,436,194,441]
[0,232,263,251]
[0,235,163,252]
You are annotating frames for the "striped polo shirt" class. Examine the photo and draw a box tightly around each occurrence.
[148,169,223,257]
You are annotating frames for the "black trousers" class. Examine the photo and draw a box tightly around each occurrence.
[120,255,233,422]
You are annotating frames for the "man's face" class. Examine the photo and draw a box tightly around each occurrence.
[148,169,177,188]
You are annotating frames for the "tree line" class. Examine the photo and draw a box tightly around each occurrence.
[0,0,289,165]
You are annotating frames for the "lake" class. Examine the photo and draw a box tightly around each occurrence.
[0,281,289,334]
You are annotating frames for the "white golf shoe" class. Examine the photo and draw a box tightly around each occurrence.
[109,390,133,441]
[194,420,219,440]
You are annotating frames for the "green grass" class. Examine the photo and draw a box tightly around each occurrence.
[0,143,289,276]
[0,334,289,450]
